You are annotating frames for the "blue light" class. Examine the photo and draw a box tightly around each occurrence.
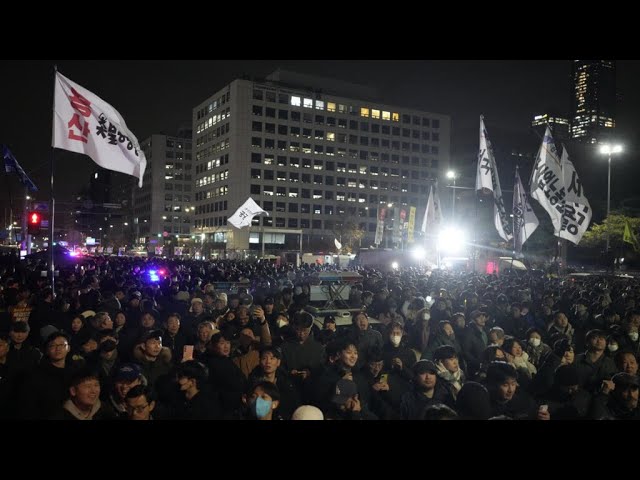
[149,270,157,275]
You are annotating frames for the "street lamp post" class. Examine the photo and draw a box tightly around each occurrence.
[600,144,623,252]
[447,170,457,223]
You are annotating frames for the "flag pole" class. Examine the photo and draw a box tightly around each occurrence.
[50,65,57,297]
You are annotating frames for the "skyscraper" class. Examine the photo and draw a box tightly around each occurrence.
[570,60,616,143]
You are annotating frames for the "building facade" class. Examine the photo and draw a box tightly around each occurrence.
[532,113,571,144]
[570,60,616,144]
[192,72,451,252]
[134,130,193,245]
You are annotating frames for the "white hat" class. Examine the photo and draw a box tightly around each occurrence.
[291,405,324,420]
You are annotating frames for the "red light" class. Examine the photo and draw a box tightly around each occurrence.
[158,269,166,275]
[30,213,40,224]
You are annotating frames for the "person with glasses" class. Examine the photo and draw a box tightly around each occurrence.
[18,331,84,419]
[125,384,157,420]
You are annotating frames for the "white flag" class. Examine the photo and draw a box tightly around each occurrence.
[559,146,591,245]
[476,116,512,241]
[335,238,342,250]
[53,72,147,187]
[421,184,443,234]
[227,198,269,229]
[513,169,539,253]
[530,126,565,233]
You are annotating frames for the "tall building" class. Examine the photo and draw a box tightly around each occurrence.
[192,71,451,252]
[570,60,616,143]
[134,130,193,245]
[532,113,570,144]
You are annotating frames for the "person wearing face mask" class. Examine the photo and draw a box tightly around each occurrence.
[616,312,640,355]
[605,335,621,358]
[381,322,417,379]
[524,327,552,369]
[174,360,221,420]
[240,381,282,420]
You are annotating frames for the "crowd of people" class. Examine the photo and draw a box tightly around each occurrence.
[1,250,639,420]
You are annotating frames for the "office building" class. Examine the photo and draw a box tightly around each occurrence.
[570,60,616,143]
[192,70,451,252]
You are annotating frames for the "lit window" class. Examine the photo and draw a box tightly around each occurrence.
[291,96,301,107]
[326,132,335,142]
[360,108,370,118]
[372,109,380,119]
[315,100,325,110]
[327,102,336,112]
[303,98,313,108]
[382,111,391,121]
[392,113,400,122]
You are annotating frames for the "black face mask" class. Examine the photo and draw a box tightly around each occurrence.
[100,339,117,353]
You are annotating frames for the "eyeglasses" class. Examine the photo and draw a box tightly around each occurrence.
[48,342,69,349]
[126,403,149,413]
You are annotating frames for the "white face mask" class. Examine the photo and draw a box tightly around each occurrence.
[277,319,288,329]
[529,338,541,348]
[629,332,639,342]
[390,335,402,347]
[608,344,619,352]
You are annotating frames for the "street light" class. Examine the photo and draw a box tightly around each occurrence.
[447,170,457,222]
[600,144,623,251]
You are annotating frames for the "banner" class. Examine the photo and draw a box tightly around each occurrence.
[476,116,512,241]
[530,126,565,233]
[53,72,147,187]
[227,197,269,229]
[559,146,591,244]
[624,219,640,252]
[334,238,342,250]
[407,206,416,243]
[512,169,539,253]
[2,145,38,191]
[374,207,387,245]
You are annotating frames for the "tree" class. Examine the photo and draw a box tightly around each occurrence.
[581,214,640,250]
[333,219,365,253]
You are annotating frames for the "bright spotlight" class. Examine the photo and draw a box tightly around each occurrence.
[438,227,466,254]
[411,247,426,260]
[391,261,399,270]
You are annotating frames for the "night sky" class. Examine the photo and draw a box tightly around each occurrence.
[2,60,639,216]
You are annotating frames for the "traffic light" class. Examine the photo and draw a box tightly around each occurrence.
[27,211,41,235]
